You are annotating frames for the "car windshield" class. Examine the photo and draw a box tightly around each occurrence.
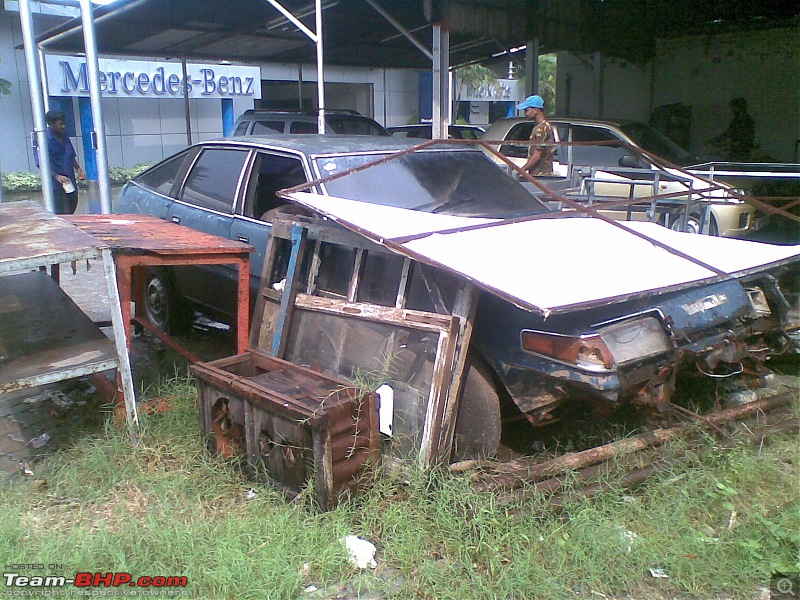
[315,150,550,218]
[618,122,696,166]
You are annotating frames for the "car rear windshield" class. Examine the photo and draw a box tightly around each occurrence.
[618,122,695,166]
[315,150,550,218]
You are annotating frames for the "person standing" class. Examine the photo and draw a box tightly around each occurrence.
[707,97,755,162]
[517,95,555,176]
[36,109,85,214]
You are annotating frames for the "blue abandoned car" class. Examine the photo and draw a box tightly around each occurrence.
[116,135,799,459]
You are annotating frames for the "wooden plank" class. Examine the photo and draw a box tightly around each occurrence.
[437,282,479,462]
[293,295,453,332]
[271,225,308,358]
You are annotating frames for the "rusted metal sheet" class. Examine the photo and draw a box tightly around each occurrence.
[0,203,138,435]
[0,272,118,392]
[66,214,252,256]
[0,202,103,272]
[191,350,380,510]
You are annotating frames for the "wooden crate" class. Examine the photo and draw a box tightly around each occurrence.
[190,349,380,510]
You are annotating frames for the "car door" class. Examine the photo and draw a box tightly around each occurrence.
[566,125,654,200]
[116,148,195,218]
[498,122,566,175]
[166,145,252,314]
[230,150,310,306]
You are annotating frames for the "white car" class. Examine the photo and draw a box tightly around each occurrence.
[482,117,759,237]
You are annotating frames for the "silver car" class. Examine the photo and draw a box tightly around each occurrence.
[482,117,759,237]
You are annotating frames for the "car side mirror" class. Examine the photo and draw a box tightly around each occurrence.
[618,155,643,168]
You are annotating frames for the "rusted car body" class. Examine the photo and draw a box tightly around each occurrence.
[116,135,799,457]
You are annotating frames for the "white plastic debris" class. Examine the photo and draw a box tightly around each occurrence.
[245,488,257,501]
[619,530,638,553]
[29,432,51,449]
[340,535,377,569]
[272,278,287,292]
[303,585,318,593]
[376,384,394,436]
[649,567,669,579]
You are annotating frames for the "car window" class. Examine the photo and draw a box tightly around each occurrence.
[569,126,628,167]
[244,152,308,219]
[290,121,318,134]
[134,150,190,197]
[233,121,249,136]
[179,148,249,213]
[251,120,286,135]
[329,117,387,136]
[500,122,535,159]
[318,150,550,218]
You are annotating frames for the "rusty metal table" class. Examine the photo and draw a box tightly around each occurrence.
[0,202,139,434]
[65,214,253,359]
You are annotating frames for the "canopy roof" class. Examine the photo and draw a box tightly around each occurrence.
[34,0,799,68]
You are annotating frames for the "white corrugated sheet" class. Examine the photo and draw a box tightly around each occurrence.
[287,192,800,314]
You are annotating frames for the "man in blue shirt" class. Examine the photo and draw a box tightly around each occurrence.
[36,109,86,214]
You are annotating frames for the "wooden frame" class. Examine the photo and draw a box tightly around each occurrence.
[255,214,478,466]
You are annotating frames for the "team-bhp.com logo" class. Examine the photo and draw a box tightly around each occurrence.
[5,571,188,591]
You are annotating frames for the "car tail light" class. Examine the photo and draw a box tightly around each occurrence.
[520,330,614,371]
[746,287,771,316]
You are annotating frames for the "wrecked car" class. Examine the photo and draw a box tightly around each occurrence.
[116,135,799,459]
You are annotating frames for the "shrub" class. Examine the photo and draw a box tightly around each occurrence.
[1,163,154,193]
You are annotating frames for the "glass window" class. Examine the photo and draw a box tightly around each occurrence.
[179,148,249,213]
[356,252,405,306]
[316,242,356,298]
[318,150,549,218]
[245,152,307,219]
[233,121,249,136]
[289,121,318,134]
[135,150,189,197]
[329,117,387,136]
[569,126,628,167]
[252,120,285,134]
[500,122,535,159]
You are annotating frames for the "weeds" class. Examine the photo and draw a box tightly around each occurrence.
[0,376,796,599]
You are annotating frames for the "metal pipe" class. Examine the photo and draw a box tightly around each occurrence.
[265,0,318,42]
[364,0,432,61]
[315,0,325,134]
[431,25,449,139]
[19,0,56,213]
[36,45,50,112]
[78,0,112,214]
[181,59,192,145]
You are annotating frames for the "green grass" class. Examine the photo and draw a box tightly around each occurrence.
[1,375,797,599]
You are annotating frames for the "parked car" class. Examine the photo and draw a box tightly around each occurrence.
[387,123,485,140]
[230,109,389,136]
[116,135,798,459]
[482,117,759,237]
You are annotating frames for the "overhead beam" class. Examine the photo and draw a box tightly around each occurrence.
[364,0,433,61]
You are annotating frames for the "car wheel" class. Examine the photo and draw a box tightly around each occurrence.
[144,268,191,335]
[451,357,501,461]
[670,213,702,235]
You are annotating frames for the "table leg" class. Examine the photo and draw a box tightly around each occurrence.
[237,258,250,354]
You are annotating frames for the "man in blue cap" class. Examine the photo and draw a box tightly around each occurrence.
[516,95,554,176]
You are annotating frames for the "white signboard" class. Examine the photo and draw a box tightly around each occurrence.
[45,55,262,100]
[455,78,523,103]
